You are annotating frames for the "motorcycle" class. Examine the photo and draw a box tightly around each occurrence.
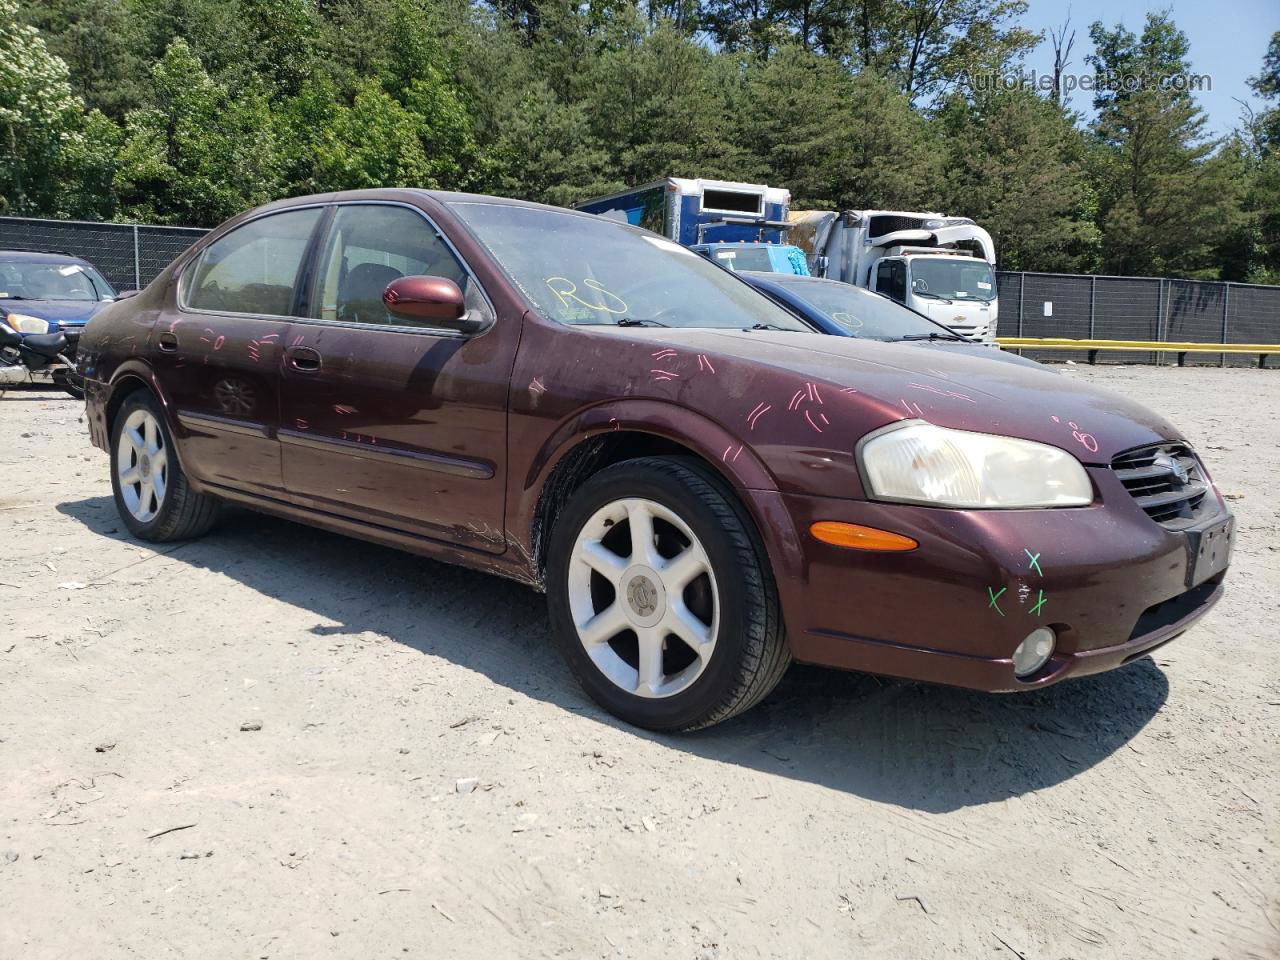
[0,319,85,399]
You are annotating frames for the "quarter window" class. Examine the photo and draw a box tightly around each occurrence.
[185,208,321,316]
[314,205,470,327]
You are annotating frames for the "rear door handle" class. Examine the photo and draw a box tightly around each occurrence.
[286,346,322,372]
[157,332,179,353]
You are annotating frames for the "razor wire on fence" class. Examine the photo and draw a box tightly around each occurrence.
[1,216,1277,365]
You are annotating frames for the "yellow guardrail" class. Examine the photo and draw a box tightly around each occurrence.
[996,337,1280,367]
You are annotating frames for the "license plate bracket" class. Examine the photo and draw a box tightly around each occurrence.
[1186,515,1234,587]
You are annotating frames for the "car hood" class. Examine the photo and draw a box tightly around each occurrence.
[0,299,109,327]
[603,328,1181,464]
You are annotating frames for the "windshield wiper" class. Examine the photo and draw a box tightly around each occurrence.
[895,332,971,343]
[744,322,790,331]
[615,317,670,327]
[912,291,954,304]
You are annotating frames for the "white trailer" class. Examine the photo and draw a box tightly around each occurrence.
[788,210,999,344]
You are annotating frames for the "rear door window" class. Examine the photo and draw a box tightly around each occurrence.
[185,208,322,316]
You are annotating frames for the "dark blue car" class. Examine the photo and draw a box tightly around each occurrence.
[0,250,118,341]
[740,271,1043,370]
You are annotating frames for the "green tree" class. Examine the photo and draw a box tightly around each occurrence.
[938,87,1099,271]
[1087,13,1242,277]
[114,39,281,224]
[0,0,92,214]
[18,0,147,118]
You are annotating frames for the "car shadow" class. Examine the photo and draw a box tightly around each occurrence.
[57,495,1169,813]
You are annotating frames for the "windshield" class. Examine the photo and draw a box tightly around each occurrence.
[447,202,811,331]
[770,277,958,340]
[0,260,116,302]
[908,258,995,302]
[706,247,774,272]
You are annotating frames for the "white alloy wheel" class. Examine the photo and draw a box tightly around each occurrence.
[567,497,719,698]
[116,407,169,523]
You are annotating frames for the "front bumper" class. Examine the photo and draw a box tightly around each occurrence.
[750,468,1231,692]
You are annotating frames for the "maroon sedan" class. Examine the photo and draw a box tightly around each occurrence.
[78,190,1233,730]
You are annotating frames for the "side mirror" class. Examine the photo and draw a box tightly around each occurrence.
[383,275,484,333]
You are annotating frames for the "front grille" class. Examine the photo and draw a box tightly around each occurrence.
[1110,443,1212,528]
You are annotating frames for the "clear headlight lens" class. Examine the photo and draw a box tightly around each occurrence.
[860,421,1093,508]
[6,313,51,334]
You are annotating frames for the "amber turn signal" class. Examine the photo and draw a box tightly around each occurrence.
[809,521,919,552]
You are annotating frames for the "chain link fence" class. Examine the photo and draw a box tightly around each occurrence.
[0,216,208,292]
[996,271,1280,366]
[2,217,1277,365]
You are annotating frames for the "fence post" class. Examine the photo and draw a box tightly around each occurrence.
[1156,278,1165,366]
[1017,272,1025,338]
[131,224,141,290]
[1088,275,1097,346]
[1222,282,1230,368]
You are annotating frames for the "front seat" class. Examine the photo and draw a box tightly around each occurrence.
[338,263,404,325]
[21,332,69,357]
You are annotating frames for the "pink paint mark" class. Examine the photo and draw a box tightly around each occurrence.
[901,399,924,417]
[650,369,680,380]
[804,410,823,433]
[1051,415,1060,423]
[291,334,305,347]
[608,417,620,431]
[333,404,357,415]
[212,335,225,351]
[1073,431,1099,453]
[295,418,309,430]
[651,348,678,361]
[747,402,772,430]
[697,354,717,374]
[722,444,743,463]
[259,333,279,343]
[199,328,214,345]
[1068,421,1079,430]
[819,412,830,426]
[810,383,823,404]
[529,377,546,395]
[839,386,859,395]
[788,390,804,411]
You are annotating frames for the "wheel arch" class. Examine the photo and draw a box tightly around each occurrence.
[521,401,783,585]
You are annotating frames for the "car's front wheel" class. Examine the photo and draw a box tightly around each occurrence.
[109,392,219,541]
[546,457,790,731]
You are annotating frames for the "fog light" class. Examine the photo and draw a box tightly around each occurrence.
[1012,627,1056,679]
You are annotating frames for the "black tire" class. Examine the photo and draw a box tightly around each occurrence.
[546,456,790,732]
[109,391,220,542]
[52,365,84,400]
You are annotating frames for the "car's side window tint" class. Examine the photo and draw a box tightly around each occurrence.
[315,205,471,328]
[186,209,322,316]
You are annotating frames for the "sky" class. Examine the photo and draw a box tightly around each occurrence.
[1019,0,1279,137]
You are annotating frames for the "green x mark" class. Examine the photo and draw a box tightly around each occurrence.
[1025,549,1043,576]
[1030,589,1047,616]
[987,586,1007,616]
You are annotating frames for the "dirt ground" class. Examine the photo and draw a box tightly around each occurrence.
[0,364,1276,960]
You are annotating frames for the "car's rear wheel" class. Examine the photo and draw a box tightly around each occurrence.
[110,393,219,541]
[546,456,790,731]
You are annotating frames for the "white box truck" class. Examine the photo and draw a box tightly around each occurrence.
[788,210,1000,344]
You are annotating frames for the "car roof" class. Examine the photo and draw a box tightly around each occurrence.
[0,250,94,265]
[256,188,605,223]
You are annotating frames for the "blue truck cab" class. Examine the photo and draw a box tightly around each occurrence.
[576,177,792,246]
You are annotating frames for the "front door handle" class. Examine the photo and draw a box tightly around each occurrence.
[286,345,322,373]
[157,332,179,353]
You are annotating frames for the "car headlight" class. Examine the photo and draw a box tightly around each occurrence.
[859,420,1093,508]
[5,313,51,334]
